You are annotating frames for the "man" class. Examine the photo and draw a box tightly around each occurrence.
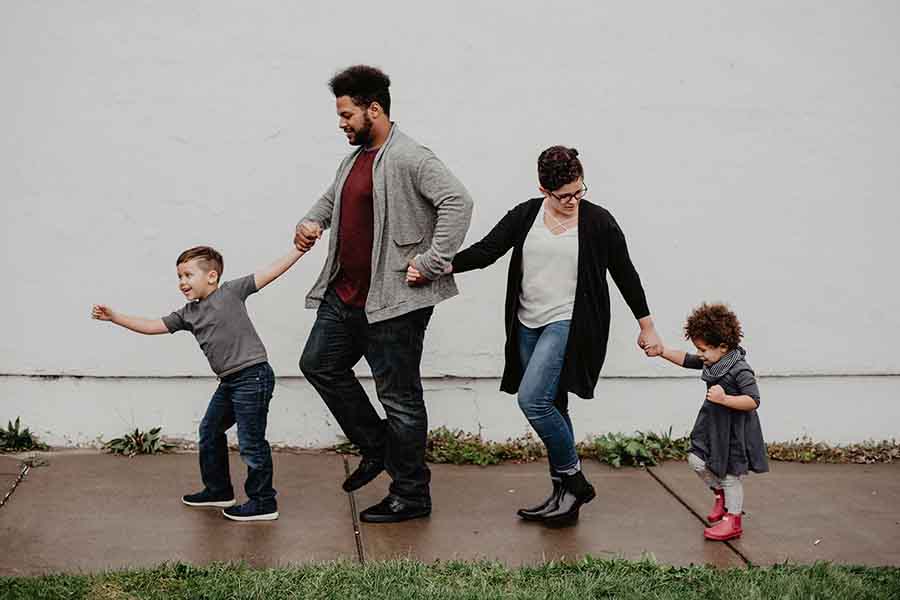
[295,65,473,522]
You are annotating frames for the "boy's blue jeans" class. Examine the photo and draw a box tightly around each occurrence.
[517,320,579,475]
[198,361,276,510]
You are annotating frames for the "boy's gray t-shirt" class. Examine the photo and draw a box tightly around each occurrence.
[162,274,268,377]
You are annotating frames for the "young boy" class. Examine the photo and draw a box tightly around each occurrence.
[92,245,304,521]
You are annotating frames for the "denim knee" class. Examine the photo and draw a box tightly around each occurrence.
[198,418,218,447]
[517,392,553,421]
[239,443,270,469]
[379,394,426,430]
[298,346,322,379]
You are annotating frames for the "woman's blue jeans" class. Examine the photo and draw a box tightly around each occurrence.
[517,319,579,475]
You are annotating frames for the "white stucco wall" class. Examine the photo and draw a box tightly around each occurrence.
[3,375,899,448]
[2,2,898,444]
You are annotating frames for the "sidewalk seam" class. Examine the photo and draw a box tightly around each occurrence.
[645,467,752,567]
[342,456,367,564]
[0,462,29,510]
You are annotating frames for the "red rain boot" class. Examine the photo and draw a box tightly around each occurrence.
[707,488,726,523]
[704,512,742,541]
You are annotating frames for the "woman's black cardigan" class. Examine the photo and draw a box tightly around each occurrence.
[452,198,650,400]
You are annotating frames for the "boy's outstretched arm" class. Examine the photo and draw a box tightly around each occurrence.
[254,247,305,291]
[91,305,168,335]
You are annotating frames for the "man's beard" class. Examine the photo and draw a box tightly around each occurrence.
[349,113,374,147]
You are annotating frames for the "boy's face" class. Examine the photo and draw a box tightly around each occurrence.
[692,338,730,366]
[176,258,219,301]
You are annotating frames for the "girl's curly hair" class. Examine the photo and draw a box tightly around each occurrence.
[684,303,743,349]
[538,146,584,192]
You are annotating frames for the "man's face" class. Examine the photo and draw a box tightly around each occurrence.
[336,96,373,146]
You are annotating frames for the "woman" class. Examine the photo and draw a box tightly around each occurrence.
[409,146,662,526]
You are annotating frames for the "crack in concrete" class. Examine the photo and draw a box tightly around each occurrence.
[645,467,752,567]
[342,456,366,564]
[0,463,29,510]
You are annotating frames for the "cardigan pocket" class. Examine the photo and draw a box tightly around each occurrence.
[390,234,426,272]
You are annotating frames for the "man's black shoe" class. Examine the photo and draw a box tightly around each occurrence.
[342,457,385,492]
[359,495,431,523]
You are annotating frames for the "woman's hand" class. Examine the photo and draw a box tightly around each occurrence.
[406,259,429,286]
[406,256,454,286]
[706,385,726,404]
[637,317,663,356]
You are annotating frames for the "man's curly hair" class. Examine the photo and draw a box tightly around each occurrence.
[329,65,391,116]
[538,146,584,192]
[684,303,743,349]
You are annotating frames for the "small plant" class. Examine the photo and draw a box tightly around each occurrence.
[332,428,547,466]
[579,428,690,468]
[767,436,900,464]
[103,427,174,457]
[330,427,900,468]
[426,427,546,466]
[0,417,49,452]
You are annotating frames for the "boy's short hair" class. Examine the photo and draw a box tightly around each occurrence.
[684,303,743,349]
[538,146,584,192]
[176,246,223,277]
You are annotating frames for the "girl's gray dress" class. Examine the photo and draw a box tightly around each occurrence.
[684,347,769,478]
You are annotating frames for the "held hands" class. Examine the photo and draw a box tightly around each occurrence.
[637,327,664,357]
[706,385,726,404]
[405,257,429,286]
[91,304,114,321]
[294,221,322,252]
[405,256,454,286]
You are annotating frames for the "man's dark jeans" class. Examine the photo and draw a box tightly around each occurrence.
[300,289,433,506]
[198,361,277,511]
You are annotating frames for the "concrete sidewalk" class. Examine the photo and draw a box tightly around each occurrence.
[0,451,897,576]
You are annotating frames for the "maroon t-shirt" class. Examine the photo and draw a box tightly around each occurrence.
[333,148,378,307]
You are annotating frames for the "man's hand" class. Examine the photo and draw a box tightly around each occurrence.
[706,385,726,404]
[406,258,430,286]
[91,304,115,321]
[294,221,322,252]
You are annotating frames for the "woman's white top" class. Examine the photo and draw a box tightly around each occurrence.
[517,209,579,328]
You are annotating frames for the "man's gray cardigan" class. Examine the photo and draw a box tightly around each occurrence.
[301,125,473,323]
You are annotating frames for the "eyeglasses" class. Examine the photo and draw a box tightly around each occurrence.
[548,183,588,203]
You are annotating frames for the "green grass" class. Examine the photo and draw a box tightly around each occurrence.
[2,559,898,599]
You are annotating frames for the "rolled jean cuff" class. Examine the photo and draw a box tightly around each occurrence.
[556,459,581,476]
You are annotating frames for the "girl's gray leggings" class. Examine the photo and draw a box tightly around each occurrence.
[688,452,744,514]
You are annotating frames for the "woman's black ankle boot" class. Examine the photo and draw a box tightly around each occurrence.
[517,477,563,521]
[541,470,595,527]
